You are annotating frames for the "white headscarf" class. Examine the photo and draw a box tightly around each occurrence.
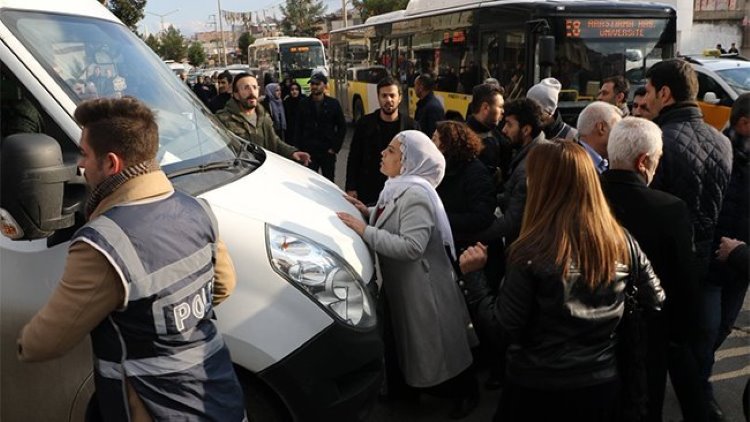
[377,130,456,259]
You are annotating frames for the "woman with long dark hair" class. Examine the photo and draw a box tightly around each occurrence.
[460,141,665,421]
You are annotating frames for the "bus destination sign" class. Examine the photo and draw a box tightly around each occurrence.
[565,18,664,39]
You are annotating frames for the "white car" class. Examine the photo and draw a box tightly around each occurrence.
[0,1,382,420]
[686,54,750,130]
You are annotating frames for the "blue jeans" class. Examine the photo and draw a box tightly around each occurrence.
[697,274,750,396]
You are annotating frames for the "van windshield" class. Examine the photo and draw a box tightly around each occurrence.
[2,10,238,171]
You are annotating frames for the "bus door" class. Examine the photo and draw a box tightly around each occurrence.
[480,28,527,100]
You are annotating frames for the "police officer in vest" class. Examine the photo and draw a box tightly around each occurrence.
[17,97,246,421]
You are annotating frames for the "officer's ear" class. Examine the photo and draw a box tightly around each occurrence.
[102,152,124,177]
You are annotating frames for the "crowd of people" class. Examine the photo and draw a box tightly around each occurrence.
[18,58,745,420]
[196,61,747,421]
[338,60,747,421]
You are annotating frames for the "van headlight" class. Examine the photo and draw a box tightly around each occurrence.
[266,225,376,328]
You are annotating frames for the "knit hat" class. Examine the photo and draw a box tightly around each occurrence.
[527,77,562,115]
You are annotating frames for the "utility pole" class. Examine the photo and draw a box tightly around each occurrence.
[217,0,228,67]
[147,9,179,36]
[342,0,348,28]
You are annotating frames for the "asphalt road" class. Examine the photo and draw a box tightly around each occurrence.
[328,125,749,422]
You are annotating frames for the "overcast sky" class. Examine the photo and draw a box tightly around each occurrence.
[139,0,342,36]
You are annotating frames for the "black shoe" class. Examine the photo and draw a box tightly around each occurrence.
[709,397,724,421]
[449,392,479,419]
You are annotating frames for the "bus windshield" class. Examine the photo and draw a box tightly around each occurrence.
[280,43,326,78]
[552,17,670,102]
[2,10,238,172]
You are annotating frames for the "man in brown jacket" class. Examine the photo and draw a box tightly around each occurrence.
[17,97,246,421]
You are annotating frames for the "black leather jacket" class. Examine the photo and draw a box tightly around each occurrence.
[470,238,664,390]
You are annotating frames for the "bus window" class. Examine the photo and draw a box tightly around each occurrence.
[481,30,526,99]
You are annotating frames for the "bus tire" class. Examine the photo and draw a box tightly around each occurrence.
[352,97,365,124]
[237,367,292,422]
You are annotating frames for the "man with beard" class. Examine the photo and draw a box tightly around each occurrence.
[208,70,233,113]
[294,72,346,181]
[632,87,654,120]
[466,83,509,187]
[217,73,310,165]
[643,59,732,421]
[17,97,246,421]
[345,77,418,205]
[597,75,631,117]
[478,98,546,247]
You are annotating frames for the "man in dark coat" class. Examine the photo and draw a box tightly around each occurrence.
[345,77,418,205]
[294,72,346,181]
[466,83,510,188]
[701,93,750,420]
[643,58,733,421]
[207,71,233,113]
[414,72,444,138]
[601,117,706,422]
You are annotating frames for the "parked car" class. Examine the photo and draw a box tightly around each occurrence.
[684,53,750,130]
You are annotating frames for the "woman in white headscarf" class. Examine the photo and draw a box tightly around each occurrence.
[261,82,286,140]
[338,130,478,419]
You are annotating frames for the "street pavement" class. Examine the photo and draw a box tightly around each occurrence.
[329,125,749,422]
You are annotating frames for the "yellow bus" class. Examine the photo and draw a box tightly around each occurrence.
[329,0,677,123]
[248,36,328,95]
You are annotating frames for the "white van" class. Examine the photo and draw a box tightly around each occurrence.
[0,1,382,420]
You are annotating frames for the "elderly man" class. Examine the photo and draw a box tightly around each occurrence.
[576,101,622,173]
[601,117,705,421]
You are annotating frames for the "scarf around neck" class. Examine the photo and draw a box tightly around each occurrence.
[85,158,160,219]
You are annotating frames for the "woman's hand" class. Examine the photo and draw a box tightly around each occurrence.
[459,243,488,274]
[343,194,369,218]
[337,212,367,237]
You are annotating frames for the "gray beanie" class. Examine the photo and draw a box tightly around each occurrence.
[527,77,562,115]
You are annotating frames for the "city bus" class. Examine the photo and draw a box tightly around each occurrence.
[248,36,328,95]
[329,0,677,123]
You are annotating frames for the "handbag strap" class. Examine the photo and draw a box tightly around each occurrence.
[624,231,640,306]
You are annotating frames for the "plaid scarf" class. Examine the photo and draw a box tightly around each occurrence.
[85,159,160,219]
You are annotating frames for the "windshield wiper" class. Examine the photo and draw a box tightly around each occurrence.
[166,157,258,178]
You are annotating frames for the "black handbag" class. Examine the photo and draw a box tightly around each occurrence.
[617,233,649,422]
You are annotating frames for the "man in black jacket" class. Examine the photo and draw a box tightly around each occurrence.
[466,83,510,187]
[294,72,346,181]
[601,117,706,422]
[207,71,232,113]
[345,77,418,205]
[643,58,732,421]
[414,72,444,138]
[702,93,750,421]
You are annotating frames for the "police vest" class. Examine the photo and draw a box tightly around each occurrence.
[73,191,245,421]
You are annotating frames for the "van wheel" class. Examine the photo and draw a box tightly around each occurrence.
[352,97,365,124]
[238,369,292,422]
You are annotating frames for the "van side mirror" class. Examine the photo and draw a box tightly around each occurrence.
[0,133,78,239]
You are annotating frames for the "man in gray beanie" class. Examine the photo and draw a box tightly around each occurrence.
[526,77,577,141]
